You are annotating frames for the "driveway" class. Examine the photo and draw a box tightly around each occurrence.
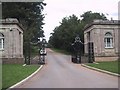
[15,48,118,88]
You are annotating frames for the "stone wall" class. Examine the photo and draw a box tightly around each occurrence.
[95,56,118,62]
[0,18,24,64]
[2,58,24,64]
[84,20,119,61]
[1,25,23,59]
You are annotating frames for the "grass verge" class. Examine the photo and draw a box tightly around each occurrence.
[86,61,119,74]
[2,64,39,90]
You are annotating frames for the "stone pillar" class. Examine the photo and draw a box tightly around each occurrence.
[84,32,88,54]
[118,2,120,60]
[21,33,23,58]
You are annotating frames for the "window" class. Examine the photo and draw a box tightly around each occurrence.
[104,32,113,48]
[0,33,4,50]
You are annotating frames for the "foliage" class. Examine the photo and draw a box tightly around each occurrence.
[49,15,82,53]
[2,64,39,89]
[49,11,107,54]
[81,11,107,24]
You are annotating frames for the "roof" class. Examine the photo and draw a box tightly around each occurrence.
[84,19,120,31]
[0,18,24,31]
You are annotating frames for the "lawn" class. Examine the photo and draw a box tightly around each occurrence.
[86,61,119,74]
[2,64,39,90]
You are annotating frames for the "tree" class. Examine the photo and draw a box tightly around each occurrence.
[49,11,107,54]
[49,14,83,53]
[81,11,107,25]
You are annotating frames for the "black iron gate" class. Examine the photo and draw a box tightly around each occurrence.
[71,36,83,64]
[71,36,94,64]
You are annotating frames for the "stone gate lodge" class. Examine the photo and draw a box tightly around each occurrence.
[84,19,119,61]
[0,18,23,64]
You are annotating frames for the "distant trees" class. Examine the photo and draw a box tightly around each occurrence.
[49,11,107,53]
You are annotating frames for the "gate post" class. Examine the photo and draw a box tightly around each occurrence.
[39,38,47,64]
[71,36,83,64]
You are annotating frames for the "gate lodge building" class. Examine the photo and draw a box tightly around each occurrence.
[84,20,119,61]
[0,18,24,64]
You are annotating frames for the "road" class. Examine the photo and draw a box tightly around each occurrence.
[15,48,118,88]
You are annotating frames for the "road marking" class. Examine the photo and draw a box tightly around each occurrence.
[7,65,43,89]
[22,64,26,66]
[93,62,99,64]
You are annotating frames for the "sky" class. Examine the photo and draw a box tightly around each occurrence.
[43,0,119,41]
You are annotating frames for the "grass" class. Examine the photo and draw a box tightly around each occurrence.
[86,61,120,74]
[2,64,39,90]
[51,48,71,55]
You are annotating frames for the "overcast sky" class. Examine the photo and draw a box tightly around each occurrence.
[43,0,119,41]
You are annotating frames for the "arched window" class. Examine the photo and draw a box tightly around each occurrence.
[104,32,113,48]
[0,33,4,50]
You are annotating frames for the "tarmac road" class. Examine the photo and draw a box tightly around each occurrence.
[15,48,118,88]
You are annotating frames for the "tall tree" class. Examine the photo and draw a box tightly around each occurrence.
[49,14,82,52]
[49,11,107,54]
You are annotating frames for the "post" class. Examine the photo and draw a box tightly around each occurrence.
[28,41,31,65]
[71,36,82,64]
[38,37,47,64]
[38,37,42,64]
[24,41,31,65]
